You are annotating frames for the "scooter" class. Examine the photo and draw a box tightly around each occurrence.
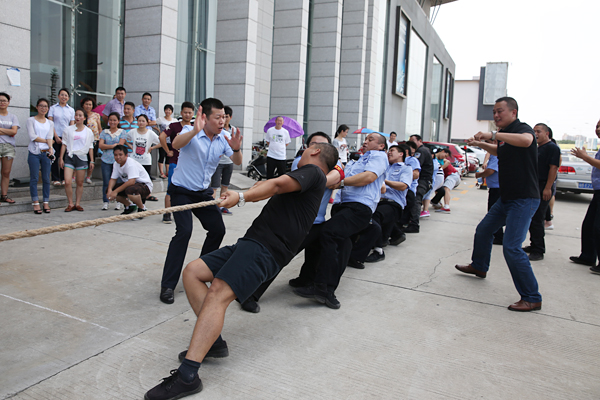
[247,155,267,181]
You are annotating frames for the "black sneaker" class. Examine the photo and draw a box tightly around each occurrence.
[133,208,147,220]
[389,233,407,245]
[347,257,365,269]
[241,298,260,313]
[144,369,202,400]
[121,205,138,215]
[365,251,385,263]
[522,246,533,253]
[529,252,544,261]
[590,266,600,274]
[570,256,596,266]
[178,341,229,363]
[403,225,419,234]
[294,284,341,309]
[162,213,172,224]
[160,287,174,304]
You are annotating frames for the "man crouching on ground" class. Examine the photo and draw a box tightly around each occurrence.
[144,142,338,400]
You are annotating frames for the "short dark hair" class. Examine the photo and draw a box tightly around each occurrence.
[495,96,518,114]
[164,104,174,112]
[113,144,129,155]
[313,143,339,171]
[409,134,422,142]
[535,123,553,138]
[137,114,149,123]
[374,133,387,151]
[107,112,121,121]
[124,101,135,109]
[115,87,126,93]
[441,148,451,155]
[0,92,10,101]
[181,101,195,111]
[200,98,224,118]
[142,92,152,99]
[80,96,96,109]
[405,140,418,151]
[224,105,233,117]
[390,131,397,137]
[58,88,70,97]
[307,131,331,145]
[397,143,410,157]
[335,124,349,138]
[36,98,49,107]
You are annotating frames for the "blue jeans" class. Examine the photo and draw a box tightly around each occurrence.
[471,197,542,303]
[101,161,113,202]
[28,152,51,202]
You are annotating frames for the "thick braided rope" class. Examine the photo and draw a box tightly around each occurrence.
[0,199,222,243]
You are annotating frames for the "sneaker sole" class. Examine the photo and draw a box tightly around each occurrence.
[313,294,341,309]
[178,347,229,363]
[144,381,203,400]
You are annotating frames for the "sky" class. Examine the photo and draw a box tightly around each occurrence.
[432,0,599,139]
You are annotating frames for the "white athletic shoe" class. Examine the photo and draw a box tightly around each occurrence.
[115,202,122,210]
[102,202,109,210]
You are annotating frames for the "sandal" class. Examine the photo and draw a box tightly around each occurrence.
[33,202,42,214]
[0,195,15,204]
[43,202,51,213]
[146,195,159,201]
[53,181,61,186]
[160,173,168,179]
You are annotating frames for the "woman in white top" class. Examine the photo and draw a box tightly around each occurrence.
[0,92,20,204]
[332,124,349,165]
[26,98,55,214]
[59,108,95,211]
[48,88,75,185]
[128,114,161,201]
[156,104,177,178]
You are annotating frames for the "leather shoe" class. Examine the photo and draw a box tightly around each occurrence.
[522,246,533,253]
[160,287,174,304]
[590,266,600,274]
[508,299,541,312]
[529,252,544,261]
[569,256,595,266]
[347,257,365,269]
[455,264,486,278]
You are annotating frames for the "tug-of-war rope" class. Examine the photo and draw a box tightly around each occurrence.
[0,199,222,243]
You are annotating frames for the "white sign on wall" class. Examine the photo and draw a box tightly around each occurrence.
[483,62,508,105]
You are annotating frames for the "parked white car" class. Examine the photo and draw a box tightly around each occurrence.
[556,150,595,194]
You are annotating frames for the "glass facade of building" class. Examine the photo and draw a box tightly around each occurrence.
[30,0,124,110]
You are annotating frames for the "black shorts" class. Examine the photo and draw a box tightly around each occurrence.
[200,238,281,303]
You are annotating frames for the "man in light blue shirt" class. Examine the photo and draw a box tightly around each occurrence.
[476,154,503,244]
[160,98,243,305]
[293,133,388,309]
[134,92,157,130]
[361,144,414,263]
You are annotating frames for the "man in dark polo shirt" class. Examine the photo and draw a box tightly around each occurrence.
[406,134,433,233]
[455,97,543,312]
[159,101,195,223]
[144,143,338,400]
[523,123,560,261]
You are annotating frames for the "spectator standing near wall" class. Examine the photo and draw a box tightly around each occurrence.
[265,116,290,179]
[102,87,126,124]
[0,92,20,204]
[48,88,75,185]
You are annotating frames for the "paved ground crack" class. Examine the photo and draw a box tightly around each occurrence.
[411,247,472,290]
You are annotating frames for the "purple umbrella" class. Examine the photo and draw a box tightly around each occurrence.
[263,116,304,138]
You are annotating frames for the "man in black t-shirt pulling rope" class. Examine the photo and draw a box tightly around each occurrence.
[455,97,543,313]
[144,142,338,400]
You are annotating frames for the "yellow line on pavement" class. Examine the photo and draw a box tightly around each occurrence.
[461,190,468,194]
[468,184,475,188]
[452,197,460,201]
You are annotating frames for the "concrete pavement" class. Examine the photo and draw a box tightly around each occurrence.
[1,175,599,399]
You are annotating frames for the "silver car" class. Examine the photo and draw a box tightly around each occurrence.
[556,150,596,194]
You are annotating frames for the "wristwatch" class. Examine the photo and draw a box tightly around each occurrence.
[237,192,246,207]
[491,131,497,141]
[340,179,345,188]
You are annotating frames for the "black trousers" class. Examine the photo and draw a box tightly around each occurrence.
[527,182,550,254]
[399,189,415,226]
[578,190,600,265]
[266,156,287,179]
[315,202,372,291]
[408,179,431,228]
[161,184,225,289]
[488,188,504,242]
[350,221,381,262]
[431,187,445,205]
[51,141,64,182]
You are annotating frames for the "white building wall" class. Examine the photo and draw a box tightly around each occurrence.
[451,80,491,139]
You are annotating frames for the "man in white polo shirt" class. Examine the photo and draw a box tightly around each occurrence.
[265,116,290,179]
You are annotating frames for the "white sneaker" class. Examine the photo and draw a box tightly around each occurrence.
[545,223,554,230]
[102,202,109,210]
[85,177,92,184]
[432,203,442,210]
[115,202,122,210]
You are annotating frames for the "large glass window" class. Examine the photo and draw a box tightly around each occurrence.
[30,0,124,110]
[174,0,217,111]
[430,56,443,141]
[405,29,427,137]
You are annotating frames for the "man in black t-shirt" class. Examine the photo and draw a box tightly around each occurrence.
[523,124,560,261]
[406,134,433,233]
[144,143,338,400]
[455,97,543,313]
